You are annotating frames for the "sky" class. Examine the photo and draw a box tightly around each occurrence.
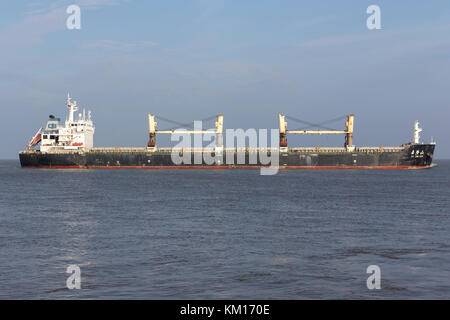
[0,0,449,158]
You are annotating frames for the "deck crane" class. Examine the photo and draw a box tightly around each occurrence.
[278,114,355,150]
[147,114,224,149]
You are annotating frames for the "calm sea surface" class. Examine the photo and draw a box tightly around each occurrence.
[0,159,449,299]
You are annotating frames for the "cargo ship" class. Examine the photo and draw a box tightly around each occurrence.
[19,94,436,169]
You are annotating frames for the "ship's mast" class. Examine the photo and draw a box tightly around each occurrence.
[414,120,422,144]
[67,93,78,123]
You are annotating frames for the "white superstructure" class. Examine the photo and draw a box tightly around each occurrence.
[37,94,95,152]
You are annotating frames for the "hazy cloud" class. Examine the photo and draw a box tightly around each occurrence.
[84,40,158,51]
[1,0,132,48]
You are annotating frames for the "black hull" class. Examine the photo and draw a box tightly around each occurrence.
[19,144,435,169]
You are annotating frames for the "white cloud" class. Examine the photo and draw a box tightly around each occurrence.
[0,0,133,48]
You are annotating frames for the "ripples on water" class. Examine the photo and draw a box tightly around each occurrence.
[0,160,449,299]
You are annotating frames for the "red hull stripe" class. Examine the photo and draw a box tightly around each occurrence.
[24,165,431,170]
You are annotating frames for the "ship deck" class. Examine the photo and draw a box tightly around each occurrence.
[21,146,408,154]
